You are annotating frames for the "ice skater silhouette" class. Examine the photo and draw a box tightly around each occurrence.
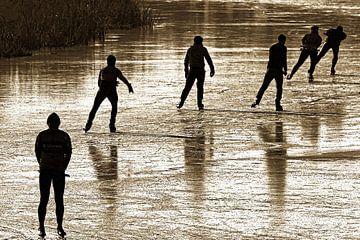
[251,34,287,111]
[316,26,346,75]
[177,36,215,110]
[84,55,133,133]
[287,25,322,82]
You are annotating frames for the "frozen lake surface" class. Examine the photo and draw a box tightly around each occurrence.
[0,0,360,239]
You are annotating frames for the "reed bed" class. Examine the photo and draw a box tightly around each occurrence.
[0,0,154,57]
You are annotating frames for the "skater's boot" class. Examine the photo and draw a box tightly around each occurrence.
[330,69,336,75]
[251,99,260,108]
[276,104,283,111]
[198,103,204,111]
[83,121,92,133]
[176,101,184,109]
[109,123,116,133]
[57,226,66,238]
[38,225,46,238]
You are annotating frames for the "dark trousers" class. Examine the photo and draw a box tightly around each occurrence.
[290,49,318,77]
[87,90,118,125]
[317,43,340,71]
[38,171,65,227]
[256,68,283,106]
[180,68,205,107]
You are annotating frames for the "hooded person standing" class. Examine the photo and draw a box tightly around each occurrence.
[177,36,215,110]
[316,26,347,75]
[287,25,322,81]
[35,113,72,238]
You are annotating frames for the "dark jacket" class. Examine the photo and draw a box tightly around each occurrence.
[35,129,72,172]
[98,66,127,91]
[184,45,214,71]
[302,33,322,51]
[325,29,346,46]
[267,42,287,71]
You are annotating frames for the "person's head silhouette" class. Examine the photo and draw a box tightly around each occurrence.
[311,25,319,33]
[336,25,343,32]
[107,55,116,66]
[194,36,203,45]
[278,34,286,45]
[47,112,61,129]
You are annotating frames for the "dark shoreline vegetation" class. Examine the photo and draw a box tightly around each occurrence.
[0,0,154,57]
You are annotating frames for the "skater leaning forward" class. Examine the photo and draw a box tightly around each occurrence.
[84,55,134,133]
[177,36,215,110]
[251,34,287,111]
[287,25,322,81]
[35,113,72,238]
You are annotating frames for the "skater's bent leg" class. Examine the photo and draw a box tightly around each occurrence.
[180,73,196,104]
[87,91,106,124]
[38,172,52,225]
[255,70,273,104]
[317,43,330,63]
[53,174,65,228]
[289,50,309,78]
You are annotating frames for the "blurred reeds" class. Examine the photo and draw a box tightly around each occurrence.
[0,0,154,57]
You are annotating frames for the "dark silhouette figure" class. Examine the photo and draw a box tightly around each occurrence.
[251,34,287,111]
[316,26,347,75]
[177,36,215,110]
[84,55,133,133]
[35,113,72,238]
[287,25,322,81]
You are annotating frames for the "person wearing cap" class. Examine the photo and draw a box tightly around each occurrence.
[35,113,72,238]
[84,55,133,133]
[251,34,288,111]
[177,36,215,110]
[287,25,322,81]
[316,26,347,75]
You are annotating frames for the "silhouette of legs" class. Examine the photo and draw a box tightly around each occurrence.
[179,68,205,109]
[288,50,309,79]
[85,90,118,132]
[253,69,283,111]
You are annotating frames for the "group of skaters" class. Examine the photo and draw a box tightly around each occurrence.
[252,25,346,111]
[34,25,346,238]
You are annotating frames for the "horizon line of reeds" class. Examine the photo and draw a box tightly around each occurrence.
[0,0,154,58]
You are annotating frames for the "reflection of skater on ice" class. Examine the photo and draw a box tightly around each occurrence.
[251,34,287,111]
[84,55,134,133]
[35,113,72,238]
[177,36,215,110]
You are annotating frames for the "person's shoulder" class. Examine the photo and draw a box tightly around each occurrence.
[58,129,71,139]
